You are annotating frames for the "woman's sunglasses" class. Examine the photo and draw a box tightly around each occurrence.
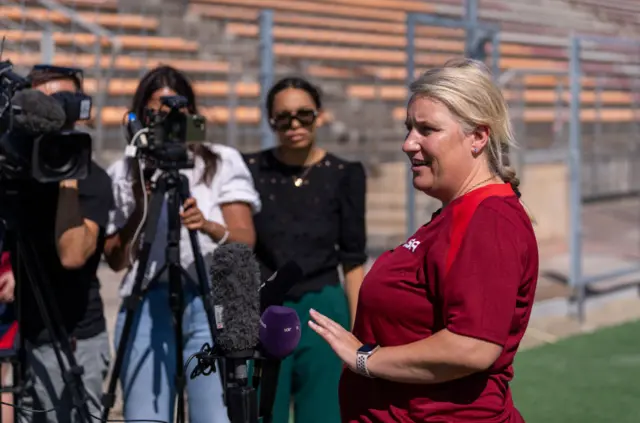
[269,108,318,132]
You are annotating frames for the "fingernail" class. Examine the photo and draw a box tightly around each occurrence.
[309,308,315,314]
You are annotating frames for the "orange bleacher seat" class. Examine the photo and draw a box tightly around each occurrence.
[200,2,612,81]
[190,4,462,37]
[99,106,336,127]
[314,0,433,13]
[8,52,230,74]
[391,106,638,123]
[346,84,633,105]
[225,23,464,51]
[193,0,411,21]
[2,30,199,52]
[573,0,640,13]
[224,22,569,62]
[83,79,260,98]
[271,43,569,72]
[0,6,158,31]
[100,106,261,126]
[26,0,118,9]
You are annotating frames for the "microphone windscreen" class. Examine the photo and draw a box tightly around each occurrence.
[11,89,66,135]
[259,306,301,359]
[260,261,302,313]
[210,243,261,355]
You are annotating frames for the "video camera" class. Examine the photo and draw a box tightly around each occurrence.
[0,60,92,183]
[125,95,206,173]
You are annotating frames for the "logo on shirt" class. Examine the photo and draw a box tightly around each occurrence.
[402,239,421,253]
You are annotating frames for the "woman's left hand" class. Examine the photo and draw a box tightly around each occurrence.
[180,197,207,230]
[309,308,363,372]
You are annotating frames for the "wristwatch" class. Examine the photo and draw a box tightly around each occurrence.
[356,344,380,378]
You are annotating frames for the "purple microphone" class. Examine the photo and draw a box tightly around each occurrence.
[259,306,301,359]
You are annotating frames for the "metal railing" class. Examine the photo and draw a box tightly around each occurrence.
[498,68,570,177]
[568,33,640,322]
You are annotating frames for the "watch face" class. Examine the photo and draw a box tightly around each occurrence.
[359,344,378,354]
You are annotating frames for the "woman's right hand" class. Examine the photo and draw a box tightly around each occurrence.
[0,271,15,303]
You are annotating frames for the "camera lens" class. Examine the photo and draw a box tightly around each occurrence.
[34,131,91,182]
[38,139,78,175]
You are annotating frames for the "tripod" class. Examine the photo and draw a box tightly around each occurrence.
[102,169,224,423]
[10,229,94,423]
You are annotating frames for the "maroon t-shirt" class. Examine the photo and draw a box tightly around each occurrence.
[340,183,538,423]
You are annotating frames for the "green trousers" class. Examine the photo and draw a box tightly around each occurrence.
[267,283,349,423]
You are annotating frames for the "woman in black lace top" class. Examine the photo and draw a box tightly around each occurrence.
[244,76,367,423]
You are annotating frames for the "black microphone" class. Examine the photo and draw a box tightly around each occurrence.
[11,89,66,135]
[256,262,303,423]
[259,261,302,313]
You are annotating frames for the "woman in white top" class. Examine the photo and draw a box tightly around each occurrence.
[103,65,261,423]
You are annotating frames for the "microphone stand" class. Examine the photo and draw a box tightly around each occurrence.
[191,347,259,423]
[225,351,258,423]
[189,260,305,423]
[101,168,224,423]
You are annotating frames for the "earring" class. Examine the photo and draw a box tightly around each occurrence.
[473,147,478,154]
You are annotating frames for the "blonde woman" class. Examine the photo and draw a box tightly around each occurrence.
[309,58,537,423]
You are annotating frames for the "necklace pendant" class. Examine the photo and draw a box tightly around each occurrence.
[294,178,303,187]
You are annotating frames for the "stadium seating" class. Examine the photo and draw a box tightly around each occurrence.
[5,0,637,138]
[0,6,158,31]
[182,0,640,245]
[180,0,640,160]
[1,0,248,149]
[3,0,640,246]
[569,0,640,30]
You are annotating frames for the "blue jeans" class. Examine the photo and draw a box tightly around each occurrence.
[114,284,229,423]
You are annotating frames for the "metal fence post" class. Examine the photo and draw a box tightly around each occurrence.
[226,57,239,148]
[405,13,416,239]
[568,35,585,323]
[40,28,55,64]
[259,9,275,150]
[491,30,501,79]
[465,0,478,56]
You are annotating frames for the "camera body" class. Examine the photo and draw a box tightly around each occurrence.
[129,95,206,172]
[0,60,92,183]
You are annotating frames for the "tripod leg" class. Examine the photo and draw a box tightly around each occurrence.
[15,237,92,423]
[176,175,227,400]
[166,184,187,423]
[101,184,167,421]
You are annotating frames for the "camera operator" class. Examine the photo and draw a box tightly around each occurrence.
[104,65,261,423]
[1,66,115,423]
